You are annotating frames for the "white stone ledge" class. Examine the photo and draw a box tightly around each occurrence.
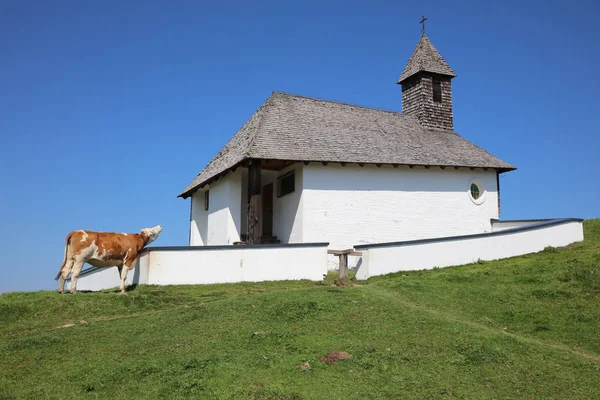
[354,218,584,279]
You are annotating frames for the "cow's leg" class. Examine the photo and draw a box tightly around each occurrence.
[69,259,85,294]
[58,258,74,293]
[118,255,138,295]
[116,266,124,294]
[118,263,129,295]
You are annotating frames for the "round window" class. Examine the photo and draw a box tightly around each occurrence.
[470,183,480,200]
[469,179,486,205]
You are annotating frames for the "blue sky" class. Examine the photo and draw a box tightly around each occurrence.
[1,1,599,293]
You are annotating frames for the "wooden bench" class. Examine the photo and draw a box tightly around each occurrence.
[327,249,362,279]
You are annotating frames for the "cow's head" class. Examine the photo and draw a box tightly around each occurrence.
[141,225,163,245]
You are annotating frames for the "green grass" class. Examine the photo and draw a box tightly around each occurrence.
[1,220,599,399]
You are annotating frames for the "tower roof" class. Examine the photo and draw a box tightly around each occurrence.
[397,34,456,83]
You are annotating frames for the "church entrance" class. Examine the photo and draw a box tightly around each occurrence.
[262,183,274,237]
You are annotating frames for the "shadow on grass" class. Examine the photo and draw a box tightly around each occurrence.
[126,284,139,292]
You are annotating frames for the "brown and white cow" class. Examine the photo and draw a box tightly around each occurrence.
[55,225,162,294]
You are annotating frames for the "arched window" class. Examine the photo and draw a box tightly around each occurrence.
[432,79,442,103]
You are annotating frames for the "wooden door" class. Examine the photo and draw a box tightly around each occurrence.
[262,183,274,236]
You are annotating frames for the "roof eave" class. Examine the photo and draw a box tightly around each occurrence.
[397,70,457,85]
[178,160,517,199]
[178,160,248,199]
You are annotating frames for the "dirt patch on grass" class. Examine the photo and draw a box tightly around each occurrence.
[319,350,352,363]
[334,279,352,287]
[582,353,600,361]
[298,361,310,370]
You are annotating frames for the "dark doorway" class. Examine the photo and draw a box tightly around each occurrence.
[262,183,274,236]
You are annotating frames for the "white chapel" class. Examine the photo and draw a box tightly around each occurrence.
[179,32,515,252]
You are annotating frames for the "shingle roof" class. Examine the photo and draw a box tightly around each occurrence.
[179,92,515,198]
[398,34,456,83]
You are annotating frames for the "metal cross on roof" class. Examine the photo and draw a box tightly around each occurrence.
[420,15,428,34]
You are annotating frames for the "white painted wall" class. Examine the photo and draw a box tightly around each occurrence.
[71,220,584,291]
[302,164,499,247]
[69,244,328,291]
[190,171,242,245]
[147,245,327,285]
[355,220,584,279]
[272,164,303,243]
[190,190,208,245]
[491,219,549,232]
[301,164,499,267]
[193,163,498,255]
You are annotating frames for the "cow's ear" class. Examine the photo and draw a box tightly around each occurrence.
[138,232,149,251]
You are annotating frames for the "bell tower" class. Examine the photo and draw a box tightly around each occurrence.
[398,16,456,131]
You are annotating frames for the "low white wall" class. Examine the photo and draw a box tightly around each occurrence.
[491,219,550,232]
[67,244,328,291]
[66,254,149,292]
[147,244,327,285]
[355,219,584,279]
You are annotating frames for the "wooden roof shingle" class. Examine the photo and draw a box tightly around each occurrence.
[178,92,515,198]
[397,34,456,83]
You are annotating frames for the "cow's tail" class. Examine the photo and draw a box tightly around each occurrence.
[54,232,74,280]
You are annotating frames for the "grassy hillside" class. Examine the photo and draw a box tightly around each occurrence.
[1,220,599,399]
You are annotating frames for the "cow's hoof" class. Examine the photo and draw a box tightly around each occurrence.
[69,290,77,294]
[57,290,63,294]
[118,291,128,296]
